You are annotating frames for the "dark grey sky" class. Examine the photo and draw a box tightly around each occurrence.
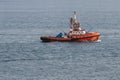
[0,0,120,11]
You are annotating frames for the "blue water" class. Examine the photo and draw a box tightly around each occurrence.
[0,0,120,80]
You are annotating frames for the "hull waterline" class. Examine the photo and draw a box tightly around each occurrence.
[40,32,100,42]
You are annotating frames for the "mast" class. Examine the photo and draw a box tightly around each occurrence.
[73,11,80,31]
[70,17,73,29]
[73,11,77,23]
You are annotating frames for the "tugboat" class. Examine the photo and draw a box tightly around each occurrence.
[40,11,100,42]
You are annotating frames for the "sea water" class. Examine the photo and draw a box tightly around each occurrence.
[0,0,120,80]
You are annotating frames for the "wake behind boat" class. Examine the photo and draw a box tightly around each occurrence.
[40,11,100,42]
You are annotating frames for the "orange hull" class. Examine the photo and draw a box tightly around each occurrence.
[40,32,100,42]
